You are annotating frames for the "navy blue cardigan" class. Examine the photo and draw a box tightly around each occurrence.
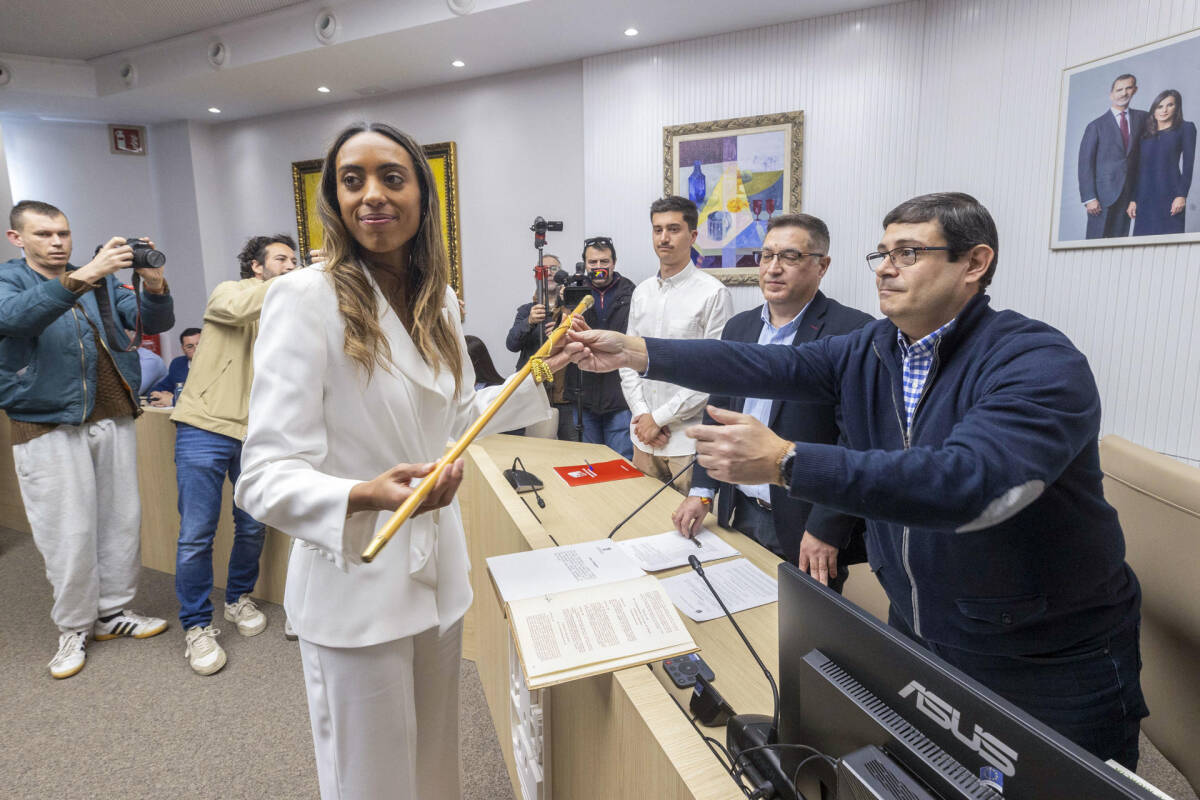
[645,293,1139,656]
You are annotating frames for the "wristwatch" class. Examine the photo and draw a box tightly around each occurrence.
[777,445,796,487]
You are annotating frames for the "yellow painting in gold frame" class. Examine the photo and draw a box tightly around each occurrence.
[291,140,462,296]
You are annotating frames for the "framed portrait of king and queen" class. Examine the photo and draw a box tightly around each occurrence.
[1052,28,1200,249]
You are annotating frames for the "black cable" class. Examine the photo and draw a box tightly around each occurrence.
[732,742,832,774]
[665,683,754,798]
[518,495,542,525]
[791,751,837,791]
[607,456,696,539]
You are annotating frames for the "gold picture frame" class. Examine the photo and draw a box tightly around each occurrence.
[291,140,463,296]
[663,111,804,286]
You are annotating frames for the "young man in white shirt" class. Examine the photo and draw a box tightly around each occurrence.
[620,196,732,493]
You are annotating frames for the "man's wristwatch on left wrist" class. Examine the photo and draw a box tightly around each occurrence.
[776,444,796,487]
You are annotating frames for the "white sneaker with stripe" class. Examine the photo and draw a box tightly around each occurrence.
[49,630,88,679]
[92,609,168,640]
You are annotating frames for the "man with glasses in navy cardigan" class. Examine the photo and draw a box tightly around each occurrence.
[564,192,1147,770]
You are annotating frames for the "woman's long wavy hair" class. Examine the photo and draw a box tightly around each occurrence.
[316,122,462,392]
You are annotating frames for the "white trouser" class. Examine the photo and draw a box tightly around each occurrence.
[298,619,464,800]
[13,417,142,632]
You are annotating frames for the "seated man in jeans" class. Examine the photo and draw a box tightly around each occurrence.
[171,234,296,675]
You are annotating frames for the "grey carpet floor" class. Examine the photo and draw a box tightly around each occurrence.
[2,525,1195,800]
[0,527,515,800]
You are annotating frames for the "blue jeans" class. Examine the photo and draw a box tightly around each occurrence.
[174,423,266,629]
[889,608,1147,770]
[581,409,633,460]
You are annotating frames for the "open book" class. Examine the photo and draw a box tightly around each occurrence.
[487,541,698,689]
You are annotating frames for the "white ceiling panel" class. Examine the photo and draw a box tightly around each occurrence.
[0,0,902,124]
[0,0,310,60]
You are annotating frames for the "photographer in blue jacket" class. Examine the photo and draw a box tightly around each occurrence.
[2,200,175,679]
[564,192,1147,769]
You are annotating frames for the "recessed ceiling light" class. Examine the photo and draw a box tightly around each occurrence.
[451,59,465,68]
[208,107,221,114]
[624,27,638,36]
[317,85,331,93]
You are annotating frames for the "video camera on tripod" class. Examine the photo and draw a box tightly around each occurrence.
[559,261,592,308]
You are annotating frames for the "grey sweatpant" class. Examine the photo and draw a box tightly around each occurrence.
[13,417,142,632]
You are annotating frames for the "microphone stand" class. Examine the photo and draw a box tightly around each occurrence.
[608,457,696,539]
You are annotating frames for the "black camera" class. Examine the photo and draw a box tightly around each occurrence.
[559,262,592,307]
[529,216,564,235]
[530,216,563,251]
[125,238,166,269]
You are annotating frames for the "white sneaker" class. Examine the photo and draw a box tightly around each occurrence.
[184,625,226,675]
[93,609,168,640]
[223,594,267,637]
[283,617,298,641]
[49,631,87,679]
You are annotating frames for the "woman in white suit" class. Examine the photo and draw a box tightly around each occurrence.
[235,122,563,799]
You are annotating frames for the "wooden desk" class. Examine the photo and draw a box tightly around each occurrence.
[0,409,291,604]
[461,434,786,800]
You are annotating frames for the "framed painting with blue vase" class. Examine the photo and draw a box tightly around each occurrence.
[663,110,804,285]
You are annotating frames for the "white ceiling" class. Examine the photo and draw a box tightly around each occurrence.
[0,0,894,125]
[0,0,310,60]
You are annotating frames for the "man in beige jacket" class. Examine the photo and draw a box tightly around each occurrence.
[172,234,296,675]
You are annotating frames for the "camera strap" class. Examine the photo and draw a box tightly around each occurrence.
[91,271,142,353]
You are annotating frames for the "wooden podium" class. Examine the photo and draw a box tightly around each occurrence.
[460,434,786,800]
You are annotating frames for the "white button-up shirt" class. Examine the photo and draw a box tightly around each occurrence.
[620,263,733,457]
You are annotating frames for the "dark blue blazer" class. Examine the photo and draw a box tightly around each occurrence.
[691,291,872,563]
[1078,108,1148,207]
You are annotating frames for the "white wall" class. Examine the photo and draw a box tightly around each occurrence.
[583,0,1200,465]
[148,121,211,358]
[4,0,1197,462]
[4,119,161,272]
[0,123,18,262]
[190,62,584,373]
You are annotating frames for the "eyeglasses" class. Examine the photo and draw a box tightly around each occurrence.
[864,246,953,271]
[584,236,613,248]
[754,248,825,267]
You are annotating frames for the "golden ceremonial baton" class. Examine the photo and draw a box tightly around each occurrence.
[361,294,594,562]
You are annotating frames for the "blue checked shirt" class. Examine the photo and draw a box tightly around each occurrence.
[897,319,955,431]
[690,301,810,505]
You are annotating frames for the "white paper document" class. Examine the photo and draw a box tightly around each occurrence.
[660,558,779,622]
[507,575,695,685]
[486,539,646,603]
[616,528,740,572]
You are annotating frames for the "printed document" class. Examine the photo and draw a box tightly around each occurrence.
[507,575,697,688]
[616,528,740,572]
[487,539,646,603]
[660,558,778,622]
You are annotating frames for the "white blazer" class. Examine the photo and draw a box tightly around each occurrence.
[235,265,550,648]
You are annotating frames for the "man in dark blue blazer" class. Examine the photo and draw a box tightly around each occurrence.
[672,213,872,591]
[1078,73,1148,238]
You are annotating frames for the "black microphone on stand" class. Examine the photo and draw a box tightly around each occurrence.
[607,457,696,540]
[687,556,798,800]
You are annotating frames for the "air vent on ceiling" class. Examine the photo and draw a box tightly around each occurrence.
[354,85,388,96]
[118,62,137,88]
[315,9,339,45]
[0,62,11,87]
